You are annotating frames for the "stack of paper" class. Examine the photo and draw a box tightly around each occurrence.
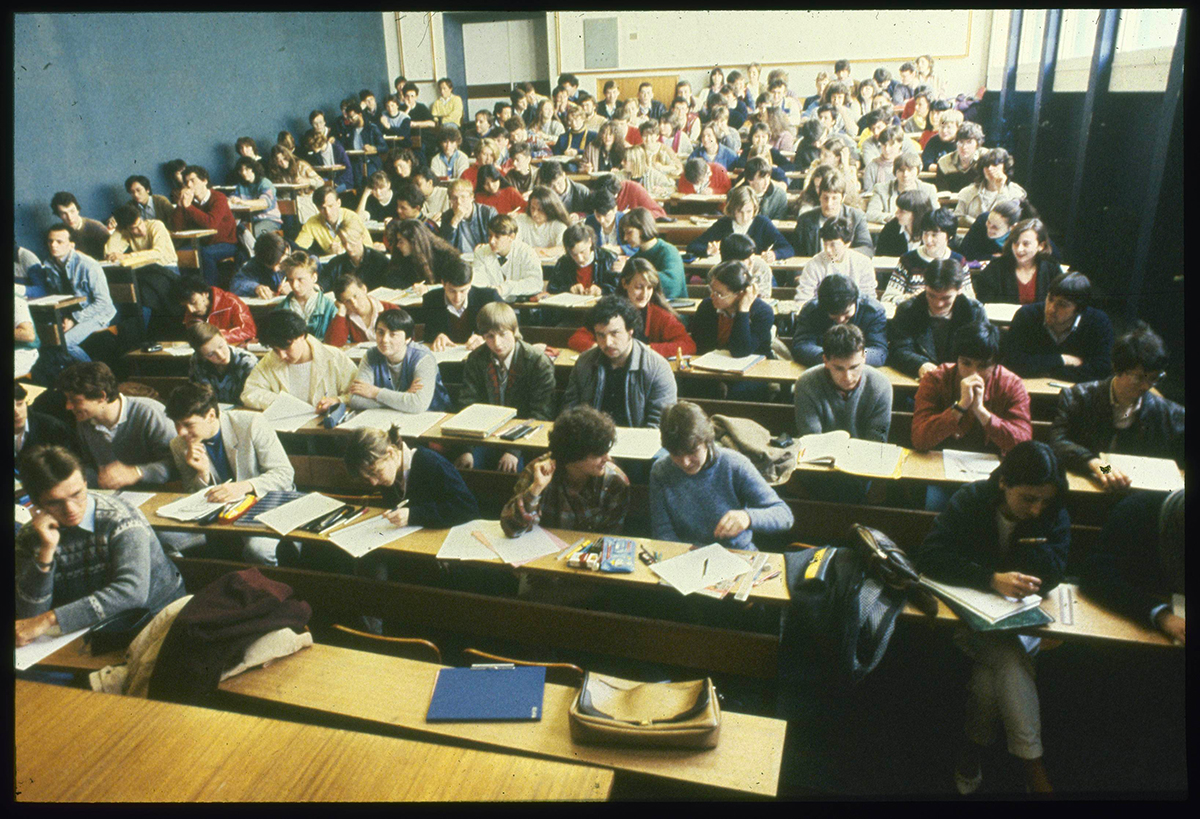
[241,295,285,308]
[1101,453,1184,492]
[649,543,752,596]
[327,515,421,558]
[796,430,904,479]
[116,491,157,509]
[262,393,319,432]
[609,427,662,460]
[432,346,471,364]
[538,292,597,308]
[440,404,517,438]
[921,577,1044,625]
[942,449,1001,481]
[254,492,344,535]
[155,488,228,522]
[436,519,561,566]
[689,350,765,373]
[984,303,1022,323]
[338,409,446,437]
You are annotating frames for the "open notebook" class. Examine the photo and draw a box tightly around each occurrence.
[689,350,765,373]
[796,430,904,479]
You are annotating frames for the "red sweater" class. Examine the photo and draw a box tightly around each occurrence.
[184,287,256,346]
[171,189,238,245]
[475,187,527,215]
[676,163,732,195]
[568,301,695,359]
[617,180,667,219]
[323,300,400,347]
[911,363,1032,455]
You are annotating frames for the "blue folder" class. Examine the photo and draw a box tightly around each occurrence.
[426,666,546,722]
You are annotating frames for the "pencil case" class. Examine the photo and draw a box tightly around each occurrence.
[599,537,636,573]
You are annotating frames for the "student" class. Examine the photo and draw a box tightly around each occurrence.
[795,217,878,304]
[913,54,944,100]
[794,323,892,441]
[430,125,470,180]
[348,308,452,414]
[791,170,874,258]
[623,207,686,300]
[294,185,374,256]
[892,62,917,104]
[792,118,826,172]
[26,224,117,365]
[690,260,775,399]
[883,207,972,303]
[165,382,294,565]
[14,382,82,466]
[460,137,503,189]
[411,168,451,225]
[957,198,1038,263]
[864,153,937,224]
[901,91,931,136]
[57,361,176,489]
[419,256,499,352]
[583,191,628,257]
[686,186,792,261]
[462,109,494,157]
[553,103,598,172]
[568,258,695,359]
[455,302,557,473]
[381,147,419,192]
[792,274,888,367]
[1003,272,1114,383]
[677,156,731,196]
[500,405,630,537]
[473,165,525,215]
[359,89,379,118]
[325,273,399,347]
[669,95,701,142]
[709,104,742,156]
[170,166,238,286]
[439,179,498,255]
[501,142,535,196]
[975,218,1058,305]
[548,222,619,296]
[164,157,189,205]
[301,129,355,193]
[697,67,726,112]
[386,218,462,290]
[617,142,675,199]
[596,80,622,119]
[912,321,1032,456]
[356,171,397,224]
[594,172,668,221]
[241,310,355,412]
[120,174,174,226]
[530,99,566,150]
[230,232,289,299]
[562,295,677,428]
[876,189,934,259]
[650,401,793,551]
[514,186,572,252]
[581,121,624,175]
[15,445,186,647]
[229,157,283,255]
[400,82,435,129]
[936,122,984,194]
[860,121,920,170]
[1047,323,1185,490]
[1080,488,1185,643]
[175,274,256,347]
[537,160,593,215]
[689,124,739,170]
[323,221,391,292]
[430,77,464,126]
[887,259,988,378]
[277,252,337,338]
[921,108,962,170]
[264,145,324,224]
[379,94,412,137]
[916,439,1066,794]
[954,148,1026,227]
[719,232,774,298]
[104,203,178,270]
[737,157,790,222]
[472,214,543,299]
[49,191,110,261]
[185,321,258,405]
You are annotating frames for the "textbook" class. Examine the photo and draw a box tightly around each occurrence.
[337,409,447,437]
[796,430,905,479]
[609,427,662,460]
[440,404,518,438]
[920,577,1053,631]
[426,665,546,722]
[688,350,765,373]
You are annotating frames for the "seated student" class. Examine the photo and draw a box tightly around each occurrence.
[860,120,920,170]
[552,104,599,172]
[461,109,493,157]
[322,221,391,293]
[957,198,1039,264]
[165,382,295,565]
[501,142,536,197]
[888,259,988,378]
[975,218,1058,305]
[240,310,356,412]
[686,186,792,262]
[49,191,111,261]
[295,185,375,256]
[419,256,499,352]
[548,222,620,296]
[439,179,498,255]
[529,99,566,154]
[736,157,789,223]
[678,156,732,196]
[15,382,82,467]
[170,165,239,286]
[185,321,258,405]
[391,179,437,234]
[536,161,592,216]
[650,401,793,550]
[473,165,526,215]
[921,108,963,171]
[500,405,630,537]
[791,170,874,258]
[891,62,916,104]
[27,224,117,365]
[430,77,465,126]
[954,148,1026,228]
[596,80,622,119]
[472,213,543,299]
[594,172,669,221]
[912,321,1032,457]
[1047,323,1184,490]
[793,117,827,173]
[14,291,40,380]
[175,274,256,347]
[325,273,400,347]
[276,251,336,338]
[15,445,186,647]
[118,174,174,227]
[460,137,503,189]
[667,98,700,146]
[719,232,774,298]
[901,90,931,137]
[689,124,739,170]
[567,258,695,358]
[230,232,289,299]
[691,260,775,359]
[623,207,686,300]
[455,302,557,473]
[563,296,677,428]
[386,218,462,291]
[792,274,888,367]
[104,203,179,271]
[380,146,418,192]
[429,125,470,180]
[633,81,667,122]
[883,207,973,303]
[732,122,793,179]
[301,128,355,193]
[916,440,1067,795]
[265,144,324,225]
[794,217,878,304]
[359,88,379,119]
[400,82,436,130]
[794,323,892,441]
[378,93,412,137]
[864,153,937,223]
[514,186,572,252]
[1080,488,1185,643]
[584,191,629,257]
[356,171,397,224]
[936,122,984,194]
[1003,272,1113,383]
[228,157,283,256]
[57,362,176,489]
[348,307,452,414]
[875,189,934,258]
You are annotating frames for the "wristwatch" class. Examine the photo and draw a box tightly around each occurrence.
[951,403,967,415]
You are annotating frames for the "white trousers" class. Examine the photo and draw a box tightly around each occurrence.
[954,628,1043,760]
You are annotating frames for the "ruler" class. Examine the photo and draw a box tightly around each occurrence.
[733,553,769,602]
[1058,585,1075,626]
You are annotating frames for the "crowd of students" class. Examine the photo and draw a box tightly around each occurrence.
[14,55,1185,796]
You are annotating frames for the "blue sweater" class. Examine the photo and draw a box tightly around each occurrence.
[689,144,739,170]
[791,297,888,367]
[381,446,479,528]
[686,215,794,260]
[690,297,775,358]
[649,447,794,550]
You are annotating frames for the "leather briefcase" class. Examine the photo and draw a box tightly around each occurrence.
[568,672,721,749]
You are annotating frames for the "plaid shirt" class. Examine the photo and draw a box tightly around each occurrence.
[188,345,258,405]
[500,453,629,537]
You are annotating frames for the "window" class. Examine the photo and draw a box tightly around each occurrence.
[1116,8,1182,53]
[1057,9,1100,62]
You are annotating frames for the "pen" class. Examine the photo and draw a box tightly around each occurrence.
[515,423,542,440]
[702,558,709,577]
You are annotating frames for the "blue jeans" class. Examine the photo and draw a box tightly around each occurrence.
[198,242,237,287]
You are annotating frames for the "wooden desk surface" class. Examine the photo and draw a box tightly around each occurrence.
[15,680,613,802]
[229,199,268,213]
[218,643,785,796]
[170,228,218,240]
[27,295,85,311]
[101,251,159,270]
[312,165,346,173]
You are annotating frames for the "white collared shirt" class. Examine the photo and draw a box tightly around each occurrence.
[1046,313,1080,346]
[90,395,128,442]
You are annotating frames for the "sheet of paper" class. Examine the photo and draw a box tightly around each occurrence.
[368,287,405,302]
[26,294,77,307]
[432,346,471,364]
[261,392,319,432]
[241,296,285,308]
[116,491,157,510]
[14,504,31,526]
[984,303,1021,323]
[689,350,763,372]
[166,345,194,357]
[255,492,345,536]
[942,449,1001,482]
[484,521,561,567]
[437,520,502,562]
[538,292,597,308]
[339,409,446,437]
[797,430,851,464]
[327,515,421,558]
[246,341,270,353]
[1102,453,1184,493]
[839,439,904,479]
[155,487,228,521]
[15,627,91,671]
[610,427,662,460]
[650,543,752,596]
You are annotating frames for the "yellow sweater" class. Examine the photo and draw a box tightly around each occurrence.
[431,94,464,127]
[103,219,178,266]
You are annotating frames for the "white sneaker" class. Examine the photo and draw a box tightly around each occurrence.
[954,763,982,795]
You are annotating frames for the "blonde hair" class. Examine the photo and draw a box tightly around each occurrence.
[476,138,499,162]
[724,185,758,218]
[622,144,653,179]
[475,301,522,338]
[280,251,316,278]
[448,178,473,196]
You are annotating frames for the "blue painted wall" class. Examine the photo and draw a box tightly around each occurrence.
[14,12,389,254]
